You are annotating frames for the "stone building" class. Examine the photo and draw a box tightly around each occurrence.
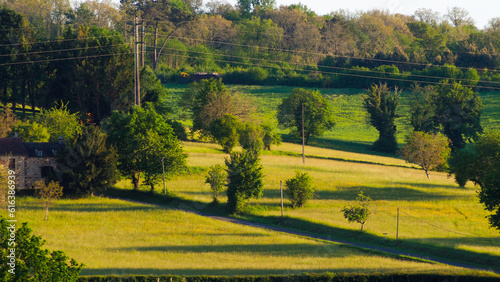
[0,137,63,189]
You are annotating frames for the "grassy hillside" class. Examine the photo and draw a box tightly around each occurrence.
[9,197,479,276]
[164,83,500,154]
[112,140,500,271]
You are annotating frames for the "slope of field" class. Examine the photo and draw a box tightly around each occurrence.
[164,84,500,154]
[10,197,478,276]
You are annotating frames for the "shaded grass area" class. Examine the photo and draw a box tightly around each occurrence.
[126,140,500,273]
[11,197,475,277]
[100,188,500,273]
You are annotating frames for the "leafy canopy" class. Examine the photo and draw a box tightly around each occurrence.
[226,150,264,214]
[277,88,335,145]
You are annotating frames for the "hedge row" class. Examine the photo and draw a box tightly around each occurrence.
[77,273,500,282]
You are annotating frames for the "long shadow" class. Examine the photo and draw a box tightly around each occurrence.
[112,243,350,258]
[20,201,156,212]
[102,188,500,272]
[406,236,500,250]
[263,187,464,202]
[247,215,500,272]
[80,268,436,277]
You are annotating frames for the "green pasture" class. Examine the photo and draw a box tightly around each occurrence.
[115,140,500,270]
[164,83,500,153]
[9,197,479,276]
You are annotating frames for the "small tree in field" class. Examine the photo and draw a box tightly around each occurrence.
[226,150,264,214]
[341,191,372,231]
[34,180,63,221]
[285,171,315,208]
[400,131,451,179]
[205,164,226,203]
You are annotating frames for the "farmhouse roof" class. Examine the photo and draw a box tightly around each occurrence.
[0,137,28,156]
[24,142,63,157]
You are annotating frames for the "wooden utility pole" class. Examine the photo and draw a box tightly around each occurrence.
[162,157,166,195]
[302,102,305,164]
[134,15,141,106]
[396,208,400,240]
[141,22,145,68]
[280,180,284,220]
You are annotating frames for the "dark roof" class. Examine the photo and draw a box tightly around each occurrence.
[24,142,64,158]
[0,138,28,156]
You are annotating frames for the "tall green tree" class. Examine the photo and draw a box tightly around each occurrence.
[35,103,83,142]
[434,81,483,150]
[226,150,263,214]
[180,79,255,137]
[105,105,186,191]
[57,125,117,197]
[449,132,500,231]
[277,88,335,145]
[362,83,401,154]
[10,120,50,142]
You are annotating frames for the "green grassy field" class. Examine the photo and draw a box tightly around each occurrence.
[115,140,499,271]
[164,83,500,154]
[9,197,483,276]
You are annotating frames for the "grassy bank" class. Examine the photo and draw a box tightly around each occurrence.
[8,197,482,276]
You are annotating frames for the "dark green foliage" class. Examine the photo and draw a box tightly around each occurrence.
[105,105,187,191]
[180,79,254,138]
[285,171,315,208]
[0,217,83,281]
[409,84,438,133]
[209,114,242,153]
[226,150,264,214]
[341,191,372,231]
[57,125,117,197]
[261,122,281,151]
[277,88,335,145]
[166,119,188,141]
[205,164,227,203]
[449,131,500,230]
[238,122,264,153]
[434,81,483,150]
[362,83,400,154]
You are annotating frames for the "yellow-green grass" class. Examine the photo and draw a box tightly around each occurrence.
[142,141,500,263]
[8,197,482,276]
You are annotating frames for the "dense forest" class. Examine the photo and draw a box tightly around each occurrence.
[1,0,500,121]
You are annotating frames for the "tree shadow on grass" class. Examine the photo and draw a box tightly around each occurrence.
[21,202,157,212]
[112,243,350,258]
[262,186,464,202]
[80,267,423,276]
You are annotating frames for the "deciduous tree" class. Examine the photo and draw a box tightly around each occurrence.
[400,131,451,179]
[34,180,63,221]
[205,164,226,203]
[277,88,335,145]
[105,105,186,191]
[285,171,315,208]
[449,132,500,231]
[0,216,83,280]
[362,83,400,154]
[341,191,372,231]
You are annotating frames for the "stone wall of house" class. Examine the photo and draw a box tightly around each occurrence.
[24,157,58,189]
[0,156,27,189]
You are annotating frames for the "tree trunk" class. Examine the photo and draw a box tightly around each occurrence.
[360,223,364,231]
[150,182,154,192]
[45,207,49,221]
[132,172,141,190]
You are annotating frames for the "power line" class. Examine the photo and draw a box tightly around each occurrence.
[0,52,133,67]
[149,47,500,89]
